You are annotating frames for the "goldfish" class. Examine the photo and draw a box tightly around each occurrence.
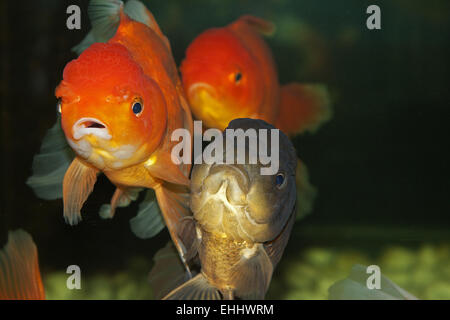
[180,15,331,219]
[163,119,297,300]
[180,15,331,135]
[0,230,45,300]
[40,0,193,268]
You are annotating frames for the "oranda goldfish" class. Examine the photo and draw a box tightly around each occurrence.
[180,15,331,135]
[180,15,331,219]
[48,1,192,268]
[164,119,297,300]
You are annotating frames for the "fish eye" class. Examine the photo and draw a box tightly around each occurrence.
[132,99,143,116]
[56,98,62,114]
[235,72,242,83]
[275,173,286,189]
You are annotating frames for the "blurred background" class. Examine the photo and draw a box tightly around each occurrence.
[0,0,449,299]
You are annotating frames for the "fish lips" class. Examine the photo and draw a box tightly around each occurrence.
[72,117,112,141]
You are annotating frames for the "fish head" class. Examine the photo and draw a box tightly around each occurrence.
[55,42,167,170]
[180,28,263,130]
[190,118,297,243]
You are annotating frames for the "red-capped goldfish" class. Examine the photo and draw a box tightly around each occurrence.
[180,15,331,135]
[0,230,45,300]
[54,1,193,268]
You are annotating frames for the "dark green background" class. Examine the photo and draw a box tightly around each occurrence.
[0,0,449,299]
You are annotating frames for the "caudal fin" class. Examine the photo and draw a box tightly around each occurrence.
[163,274,221,300]
[0,230,45,300]
[276,83,332,136]
[328,264,419,300]
[26,120,74,200]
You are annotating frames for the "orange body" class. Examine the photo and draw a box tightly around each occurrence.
[181,15,330,135]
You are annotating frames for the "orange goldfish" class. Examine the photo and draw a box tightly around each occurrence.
[180,15,331,135]
[54,2,193,267]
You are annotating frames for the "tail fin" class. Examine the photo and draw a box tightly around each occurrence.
[328,264,419,300]
[295,158,317,220]
[276,83,332,136]
[73,0,170,55]
[26,120,74,200]
[163,274,221,300]
[129,190,165,239]
[0,230,45,300]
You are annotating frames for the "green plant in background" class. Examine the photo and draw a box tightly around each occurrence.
[43,243,449,300]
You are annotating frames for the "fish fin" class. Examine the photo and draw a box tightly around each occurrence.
[155,184,192,270]
[231,244,273,299]
[148,241,192,299]
[264,211,295,268]
[328,264,419,300]
[63,157,99,225]
[163,273,221,300]
[129,190,165,239]
[178,94,194,178]
[88,0,123,42]
[72,31,97,55]
[72,0,171,55]
[145,152,190,186]
[295,158,317,220]
[277,83,332,136]
[0,230,45,300]
[124,0,172,51]
[177,217,199,262]
[238,15,276,36]
[99,187,142,219]
[26,120,75,200]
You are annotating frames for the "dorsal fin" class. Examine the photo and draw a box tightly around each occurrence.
[73,0,171,55]
[236,15,276,36]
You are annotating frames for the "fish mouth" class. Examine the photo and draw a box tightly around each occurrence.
[191,164,261,242]
[191,164,250,216]
[72,117,111,140]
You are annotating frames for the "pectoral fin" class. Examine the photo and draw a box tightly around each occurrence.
[277,83,332,136]
[231,244,274,299]
[99,187,142,219]
[163,273,221,300]
[63,157,98,225]
[264,210,295,268]
[155,184,192,273]
[145,151,190,186]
